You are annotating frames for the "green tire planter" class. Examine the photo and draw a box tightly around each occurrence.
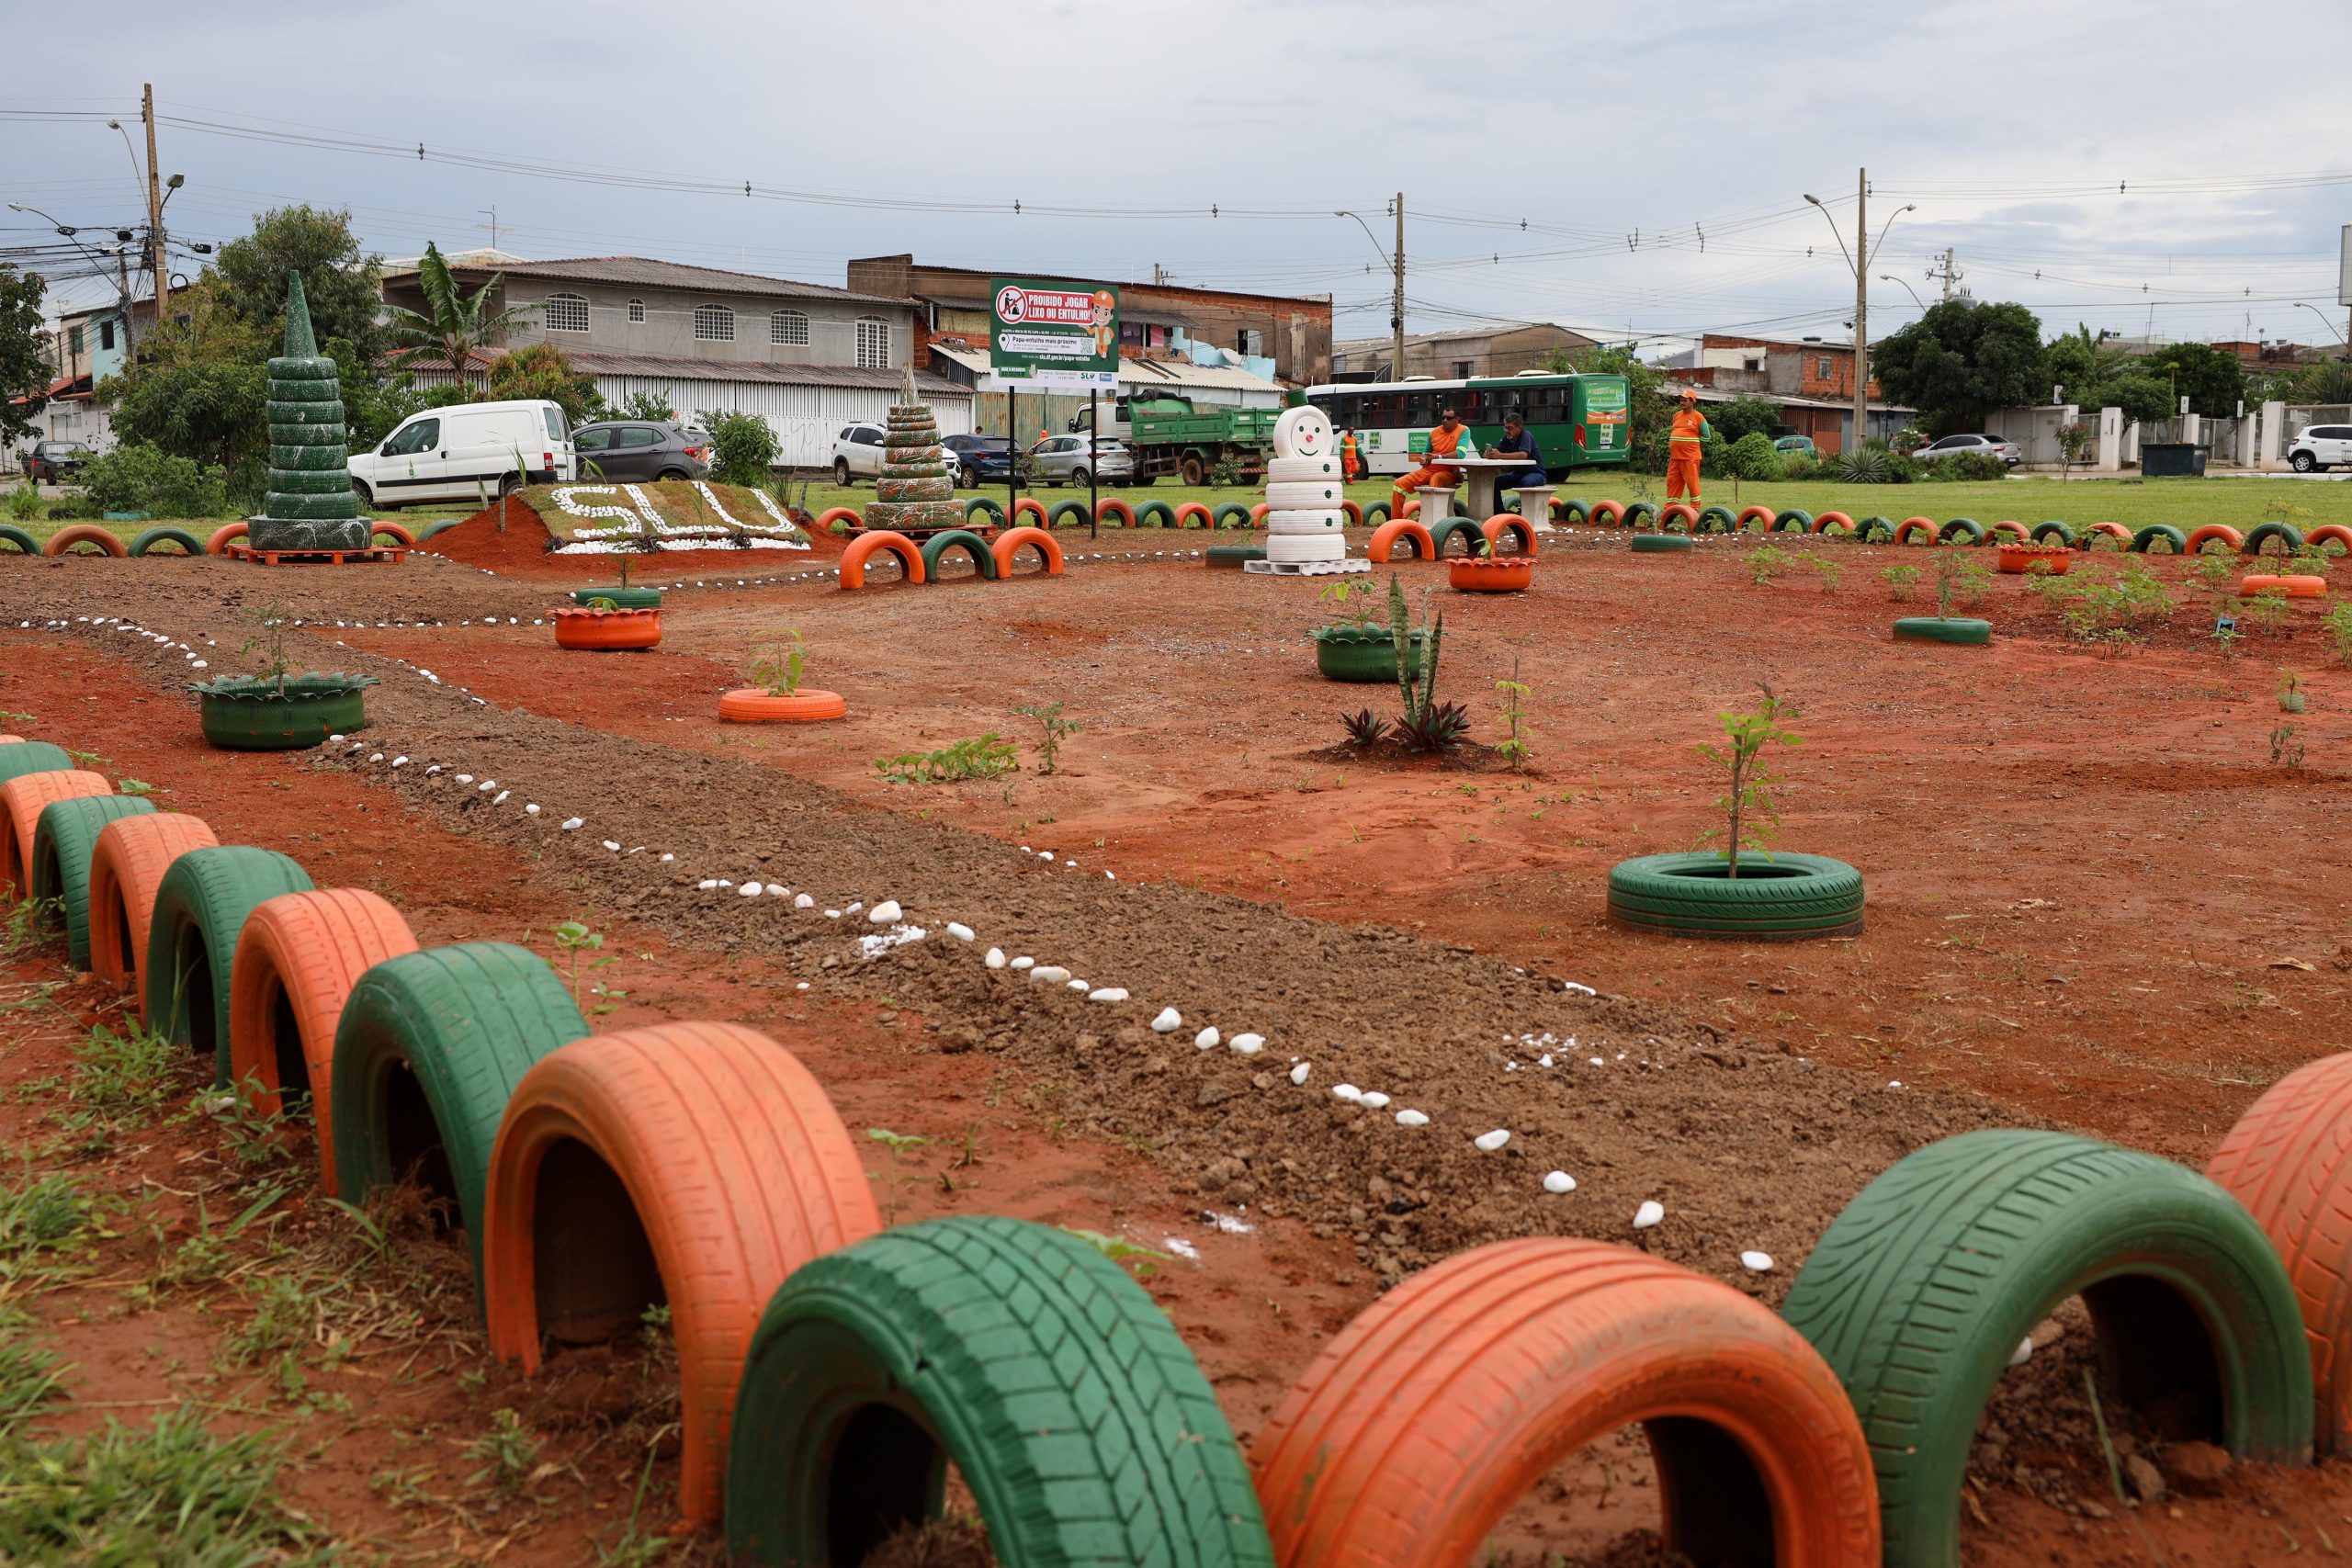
[1556,497,1590,524]
[1783,1128,2312,1568]
[726,1215,1274,1568]
[1629,533,1692,553]
[1894,616,1992,646]
[126,525,204,558]
[1621,502,1658,531]
[1205,545,1264,570]
[0,741,74,784]
[1362,500,1393,526]
[2132,523,2187,555]
[1047,499,1091,530]
[1771,508,1814,533]
[1854,515,1895,544]
[1937,517,1986,546]
[1429,517,1488,558]
[962,497,1006,528]
[571,586,663,609]
[1607,851,1863,940]
[145,845,315,1085]
[30,795,157,969]
[919,528,999,581]
[192,673,379,751]
[1212,502,1255,530]
[0,524,39,556]
[1132,499,1176,530]
[2030,520,2077,547]
[1312,626,1424,682]
[1694,505,1737,535]
[2245,521,2305,557]
[415,518,462,543]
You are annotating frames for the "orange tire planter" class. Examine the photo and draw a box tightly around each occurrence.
[44,524,128,558]
[1996,544,2073,576]
[1173,502,1214,530]
[2081,520,2131,547]
[1892,516,1939,546]
[1340,499,1363,525]
[1250,502,1269,525]
[1449,557,1534,592]
[1011,497,1048,528]
[1481,514,1538,557]
[1659,502,1700,532]
[370,522,417,548]
[2209,1054,2352,1452]
[226,889,419,1194]
[0,735,20,745]
[1736,505,1778,533]
[1,769,110,897]
[993,525,1064,576]
[813,506,862,536]
[2185,524,2245,556]
[207,522,250,556]
[1588,499,1625,526]
[718,688,847,723]
[1367,519,1435,563]
[86,812,218,1011]
[1093,497,1134,527]
[482,1021,880,1530]
[836,530,925,590]
[1250,1238,1881,1568]
[1812,510,1855,535]
[2307,525,2352,554]
[2242,574,2327,599]
[1397,496,1422,521]
[1984,519,2030,543]
[552,606,662,649]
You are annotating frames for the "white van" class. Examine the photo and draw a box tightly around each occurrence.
[348,400,575,511]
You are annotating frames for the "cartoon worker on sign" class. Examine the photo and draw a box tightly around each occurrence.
[1089,290,1115,358]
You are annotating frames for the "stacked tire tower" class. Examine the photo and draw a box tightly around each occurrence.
[251,270,370,555]
[1250,403,1365,576]
[865,367,963,536]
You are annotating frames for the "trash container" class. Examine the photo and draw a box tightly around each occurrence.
[2141,443,2208,479]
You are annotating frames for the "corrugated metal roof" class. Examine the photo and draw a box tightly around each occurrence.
[384,254,916,308]
[929,344,1276,394]
[559,349,967,396]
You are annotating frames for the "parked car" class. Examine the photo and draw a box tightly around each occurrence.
[1771,434,1816,457]
[830,422,887,485]
[347,400,575,511]
[1027,434,1134,487]
[1909,433,2023,467]
[21,440,92,483]
[941,434,1015,487]
[572,421,709,483]
[2288,424,2352,473]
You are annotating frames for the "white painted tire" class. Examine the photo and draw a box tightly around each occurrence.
[1266,457,1341,482]
[1265,480,1346,510]
[1265,532,1347,563]
[1264,509,1347,533]
[1271,405,1335,461]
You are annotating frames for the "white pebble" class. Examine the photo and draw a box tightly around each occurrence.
[1289,1064,1311,1086]
[1331,1083,1363,1102]
[1150,1007,1182,1032]
[1230,1032,1264,1055]
[525,803,541,816]
[868,900,902,923]
[659,852,673,863]
[795,894,814,908]
[984,947,1007,970]
[455,773,473,784]
[1088,987,1129,1003]
[1888,1079,1905,1089]
[1066,978,1089,991]
[329,734,345,744]
[1544,1170,1577,1194]
[1589,1057,1605,1067]
[391,756,408,768]
[603,840,620,852]
[946,922,975,942]
[1011,956,1035,971]
[561,818,583,830]
[1395,1109,1430,1127]
[1031,964,1070,984]
[1474,1129,1510,1152]
[478,779,494,791]
[2008,1337,2034,1368]
[824,909,842,919]
[1039,851,1055,862]
[741,882,764,897]
[492,790,510,806]
[1194,1027,1220,1050]
[1358,1091,1392,1111]
[766,883,788,896]
[1539,1055,1554,1067]
[698,879,719,890]
[1633,1201,1666,1231]
[1741,1251,1775,1273]
[369,752,383,763]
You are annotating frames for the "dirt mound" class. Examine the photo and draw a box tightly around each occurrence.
[424,484,840,581]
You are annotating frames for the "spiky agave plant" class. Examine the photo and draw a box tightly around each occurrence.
[1340,708,1389,746]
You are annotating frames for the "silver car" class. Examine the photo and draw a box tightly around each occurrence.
[1027,434,1133,487]
[1910,433,2023,467]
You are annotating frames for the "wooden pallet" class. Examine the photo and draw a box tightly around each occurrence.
[225,543,409,567]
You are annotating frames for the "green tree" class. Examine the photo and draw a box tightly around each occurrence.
[2098,372,2175,427]
[487,341,603,426]
[383,243,537,379]
[0,264,48,445]
[209,205,387,361]
[2043,323,2133,403]
[2293,359,2352,405]
[2133,341,2245,419]
[1871,299,2047,433]
[105,286,270,493]
[697,410,779,486]
[1707,396,1781,446]
[616,388,677,422]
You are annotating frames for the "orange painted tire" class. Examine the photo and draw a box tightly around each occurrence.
[1811,510,1855,535]
[1094,497,1134,527]
[1251,1238,1881,1568]
[44,524,128,558]
[992,525,1064,577]
[0,736,20,745]
[836,530,925,590]
[1659,502,1700,533]
[207,522,249,555]
[1341,499,1363,525]
[2242,574,2327,599]
[1984,519,2030,543]
[2185,524,2244,556]
[1,769,109,897]
[370,522,416,548]
[1892,516,1939,546]
[1250,502,1269,525]
[87,812,217,1010]
[2209,1054,2352,1452]
[2081,520,2131,547]
[1367,519,1435,563]
[813,507,862,535]
[1481,515,1537,558]
[482,1021,880,1529]
[226,889,418,1194]
[1174,502,1214,529]
[2307,525,2352,554]
[1397,497,1421,521]
[1588,499,1625,526]
[1448,557,1534,592]
[1737,505,1778,533]
[718,687,847,723]
[552,606,663,649]
[1011,497,1047,528]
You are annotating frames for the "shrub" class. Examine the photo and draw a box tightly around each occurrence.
[698,411,780,487]
[1922,450,2009,482]
[6,482,40,522]
[1825,446,1917,484]
[873,734,1018,784]
[72,444,232,518]
[1723,432,1783,481]
[1780,453,1817,480]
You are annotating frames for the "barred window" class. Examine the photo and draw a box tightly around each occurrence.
[694,304,735,342]
[771,310,809,345]
[855,316,888,368]
[545,293,590,333]
[627,298,645,322]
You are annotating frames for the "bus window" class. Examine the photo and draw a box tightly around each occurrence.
[1405,391,1434,426]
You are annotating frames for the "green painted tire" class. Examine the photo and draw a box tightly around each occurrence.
[962,497,1007,528]
[30,795,155,969]
[1606,851,1862,940]
[268,443,347,472]
[1047,500,1091,530]
[1771,508,1814,533]
[0,741,74,784]
[2245,521,2306,558]
[2132,523,2187,555]
[126,526,205,558]
[1556,497,1590,524]
[2030,520,2077,547]
[1621,502,1658,531]
[1204,545,1264,570]
[1893,616,1992,646]
[1362,500,1393,527]
[1694,505,1738,535]
[726,1215,1273,1568]
[415,518,462,543]
[1783,1129,2312,1568]
[1854,516,1896,544]
[198,689,368,750]
[329,942,587,1288]
[145,846,315,1085]
[1630,534,1692,553]
[919,528,1000,581]
[0,524,39,556]
[1937,517,1985,546]
[1428,517,1488,558]
[1212,502,1255,530]
[1313,628,1423,682]
[571,587,663,609]
[1133,500,1176,530]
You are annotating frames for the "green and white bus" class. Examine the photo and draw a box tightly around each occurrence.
[1306,372,1633,479]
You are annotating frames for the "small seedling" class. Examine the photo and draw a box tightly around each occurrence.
[1746,544,1790,586]
[239,602,297,693]
[866,1128,931,1226]
[1805,556,1843,592]
[749,627,806,696]
[1060,1227,1173,1279]
[1494,659,1530,772]
[551,920,621,1018]
[1694,681,1801,878]
[874,734,1019,784]
[1012,701,1083,775]
[2279,669,2306,714]
[1881,564,1920,601]
[2241,588,2291,637]
[2271,722,2305,769]
[463,1408,543,1498]
[2325,602,2352,666]
[1317,578,1379,627]
[115,778,159,798]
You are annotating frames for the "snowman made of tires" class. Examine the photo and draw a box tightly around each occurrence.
[1248,404,1365,576]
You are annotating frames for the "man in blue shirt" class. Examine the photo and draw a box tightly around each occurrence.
[1484,412,1546,501]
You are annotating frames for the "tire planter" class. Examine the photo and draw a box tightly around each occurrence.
[1130,499,1174,530]
[145,845,316,1085]
[1554,497,1589,524]
[1212,502,1254,530]
[962,496,1007,528]
[1630,533,1693,553]
[194,673,378,749]
[28,795,154,969]
[1812,510,1855,536]
[2030,520,2078,548]
[1983,520,2030,543]
[86,812,217,1013]
[484,1022,882,1529]
[2081,520,2132,548]
[2131,523,2187,555]
[2242,574,2327,599]
[1938,517,1986,546]
[1696,505,1738,535]
[838,532,926,591]
[1482,515,1537,556]
[813,506,863,535]
[1658,502,1700,533]
[1772,508,1814,533]
[718,688,848,724]
[2184,524,2244,556]
[127,525,204,558]
[1894,616,1992,645]
[1250,502,1270,525]
[992,525,1063,577]
[1094,497,1134,527]
[1429,517,1488,558]
[1046,500,1090,530]
[1205,545,1264,570]
[1367,519,1434,562]
[1854,515,1896,544]
[918,528,998,581]
[1736,505,1777,533]
[225,888,419,1190]
[0,524,38,556]
[2245,521,2307,558]
[1251,1238,1881,1568]
[207,522,249,555]
[1783,1129,2312,1568]
[1622,502,1658,531]
[571,586,663,609]
[1892,517,1939,547]
[1340,499,1363,525]
[1996,544,2072,576]
[1449,557,1532,592]
[1396,497,1422,521]
[725,1215,1272,1568]
[2307,525,2352,555]
[1607,851,1863,940]
[329,942,589,1289]
[415,518,461,543]
[0,740,74,788]
[0,768,111,897]
[1312,627,1424,682]
[1174,502,1214,530]
[1362,500,1394,527]
[371,522,417,548]
[44,524,128,558]
[1587,499,1624,527]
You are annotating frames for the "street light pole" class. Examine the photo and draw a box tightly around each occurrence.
[1880,275,1929,313]
[1335,203,1407,378]
[141,85,167,329]
[1805,176,1915,455]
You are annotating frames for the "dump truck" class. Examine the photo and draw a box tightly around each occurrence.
[1068,396,1280,485]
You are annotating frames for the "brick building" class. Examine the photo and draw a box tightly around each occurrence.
[1329,322,1596,382]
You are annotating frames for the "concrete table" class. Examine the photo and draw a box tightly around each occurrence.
[1442,456,1527,522]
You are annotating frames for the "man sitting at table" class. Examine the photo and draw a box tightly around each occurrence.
[1390,407,1468,517]
[1484,412,1546,505]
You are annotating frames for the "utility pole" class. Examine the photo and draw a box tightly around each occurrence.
[1391,192,1406,381]
[141,84,166,328]
[1928,246,1962,302]
[1851,168,1869,456]
[1151,264,1168,287]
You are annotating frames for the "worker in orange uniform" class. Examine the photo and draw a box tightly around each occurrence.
[1391,407,1468,516]
[1667,389,1709,504]
[1340,425,1363,481]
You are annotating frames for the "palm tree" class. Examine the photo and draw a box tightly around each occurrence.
[382,243,537,383]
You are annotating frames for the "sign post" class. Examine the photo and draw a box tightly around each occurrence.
[987,278,1120,540]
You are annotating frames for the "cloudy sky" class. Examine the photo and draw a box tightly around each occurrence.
[8,0,2347,356]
